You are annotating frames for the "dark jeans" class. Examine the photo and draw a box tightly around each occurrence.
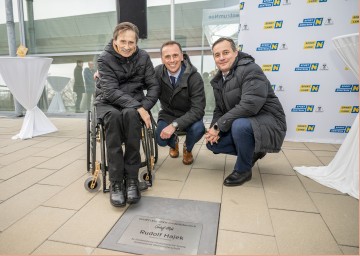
[206,118,255,173]
[96,104,141,182]
[156,119,205,152]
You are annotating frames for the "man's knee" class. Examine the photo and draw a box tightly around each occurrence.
[232,118,252,134]
[122,108,139,120]
[188,120,205,135]
[104,108,122,125]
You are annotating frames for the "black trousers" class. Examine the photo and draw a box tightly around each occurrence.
[96,103,141,182]
[75,92,83,111]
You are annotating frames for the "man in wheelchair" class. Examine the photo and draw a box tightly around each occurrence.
[94,22,160,207]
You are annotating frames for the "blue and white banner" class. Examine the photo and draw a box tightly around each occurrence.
[238,0,359,143]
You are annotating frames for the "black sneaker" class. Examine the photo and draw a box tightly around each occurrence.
[252,152,267,167]
[126,179,141,204]
[110,181,126,207]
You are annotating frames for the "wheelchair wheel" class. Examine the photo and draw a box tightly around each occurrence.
[84,176,101,192]
[139,169,155,186]
[90,110,97,175]
[86,110,97,174]
[150,114,158,164]
[140,125,155,187]
[86,111,91,172]
[99,123,109,193]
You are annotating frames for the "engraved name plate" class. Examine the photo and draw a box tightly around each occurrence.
[118,215,203,254]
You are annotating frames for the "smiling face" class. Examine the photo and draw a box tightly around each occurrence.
[113,29,137,58]
[161,44,184,75]
[212,40,238,73]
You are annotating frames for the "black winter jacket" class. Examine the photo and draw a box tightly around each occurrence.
[95,40,160,111]
[155,54,205,130]
[73,65,85,93]
[211,52,286,153]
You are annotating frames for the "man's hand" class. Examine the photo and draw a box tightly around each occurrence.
[137,107,151,128]
[160,124,176,139]
[94,70,99,80]
[205,127,220,145]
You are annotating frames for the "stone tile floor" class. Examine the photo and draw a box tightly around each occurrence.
[0,115,358,255]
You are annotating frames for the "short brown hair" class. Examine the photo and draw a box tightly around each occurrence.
[113,22,139,42]
[160,41,183,55]
[212,37,237,52]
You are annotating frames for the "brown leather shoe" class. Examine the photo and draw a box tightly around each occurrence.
[169,138,179,158]
[182,144,193,165]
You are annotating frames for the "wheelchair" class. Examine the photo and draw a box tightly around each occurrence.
[84,107,158,193]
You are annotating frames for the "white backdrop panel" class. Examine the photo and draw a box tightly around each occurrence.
[238,0,359,143]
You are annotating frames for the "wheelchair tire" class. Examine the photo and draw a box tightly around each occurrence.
[86,111,91,172]
[150,114,158,164]
[139,169,155,187]
[90,110,97,175]
[84,176,101,192]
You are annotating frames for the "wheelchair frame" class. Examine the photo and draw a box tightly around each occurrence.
[85,107,158,193]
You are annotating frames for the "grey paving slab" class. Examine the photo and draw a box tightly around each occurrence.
[42,175,98,210]
[216,230,278,255]
[36,147,86,170]
[192,149,226,170]
[220,186,274,236]
[297,173,343,195]
[0,155,49,180]
[309,192,359,247]
[49,192,126,247]
[0,167,56,200]
[0,139,43,154]
[262,174,318,212]
[339,245,359,255]
[32,241,95,255]
[179,168,223,203]
[38,159,87,187]
[282,148,323,167]
[258,151,295,175]
[0,206,75,254]
[0,146,47,166]
[0,184,62,231]
[304,142,338,151]
[270,209,342,254]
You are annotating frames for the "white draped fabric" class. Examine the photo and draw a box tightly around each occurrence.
[0,57,57,139]
[294,33,359,199]
[47,76,70,113]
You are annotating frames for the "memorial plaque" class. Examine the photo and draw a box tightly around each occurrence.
[100,196,220,255]
[118,216,202,254]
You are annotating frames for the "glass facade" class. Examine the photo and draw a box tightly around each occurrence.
[0,0,238,117]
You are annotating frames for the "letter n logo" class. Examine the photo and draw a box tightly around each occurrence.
[310,63,319,71]
[352,85,359,92]
[315,41,324,49]
[314,18,323,26]
[273,0,281,6]
[307,125,315,131]
[311,85,319,92]
[272,64,280,71]
[306,105,314,112]
[275,20,283,28]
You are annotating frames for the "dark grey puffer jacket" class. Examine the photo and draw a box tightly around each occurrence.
[211,51,286,153]
[95,40,160,111]
[155,54,205,131]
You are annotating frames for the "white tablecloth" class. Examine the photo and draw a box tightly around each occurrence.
[0,57,57,139]
[294,33,359,199]
[47,76,70,113]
